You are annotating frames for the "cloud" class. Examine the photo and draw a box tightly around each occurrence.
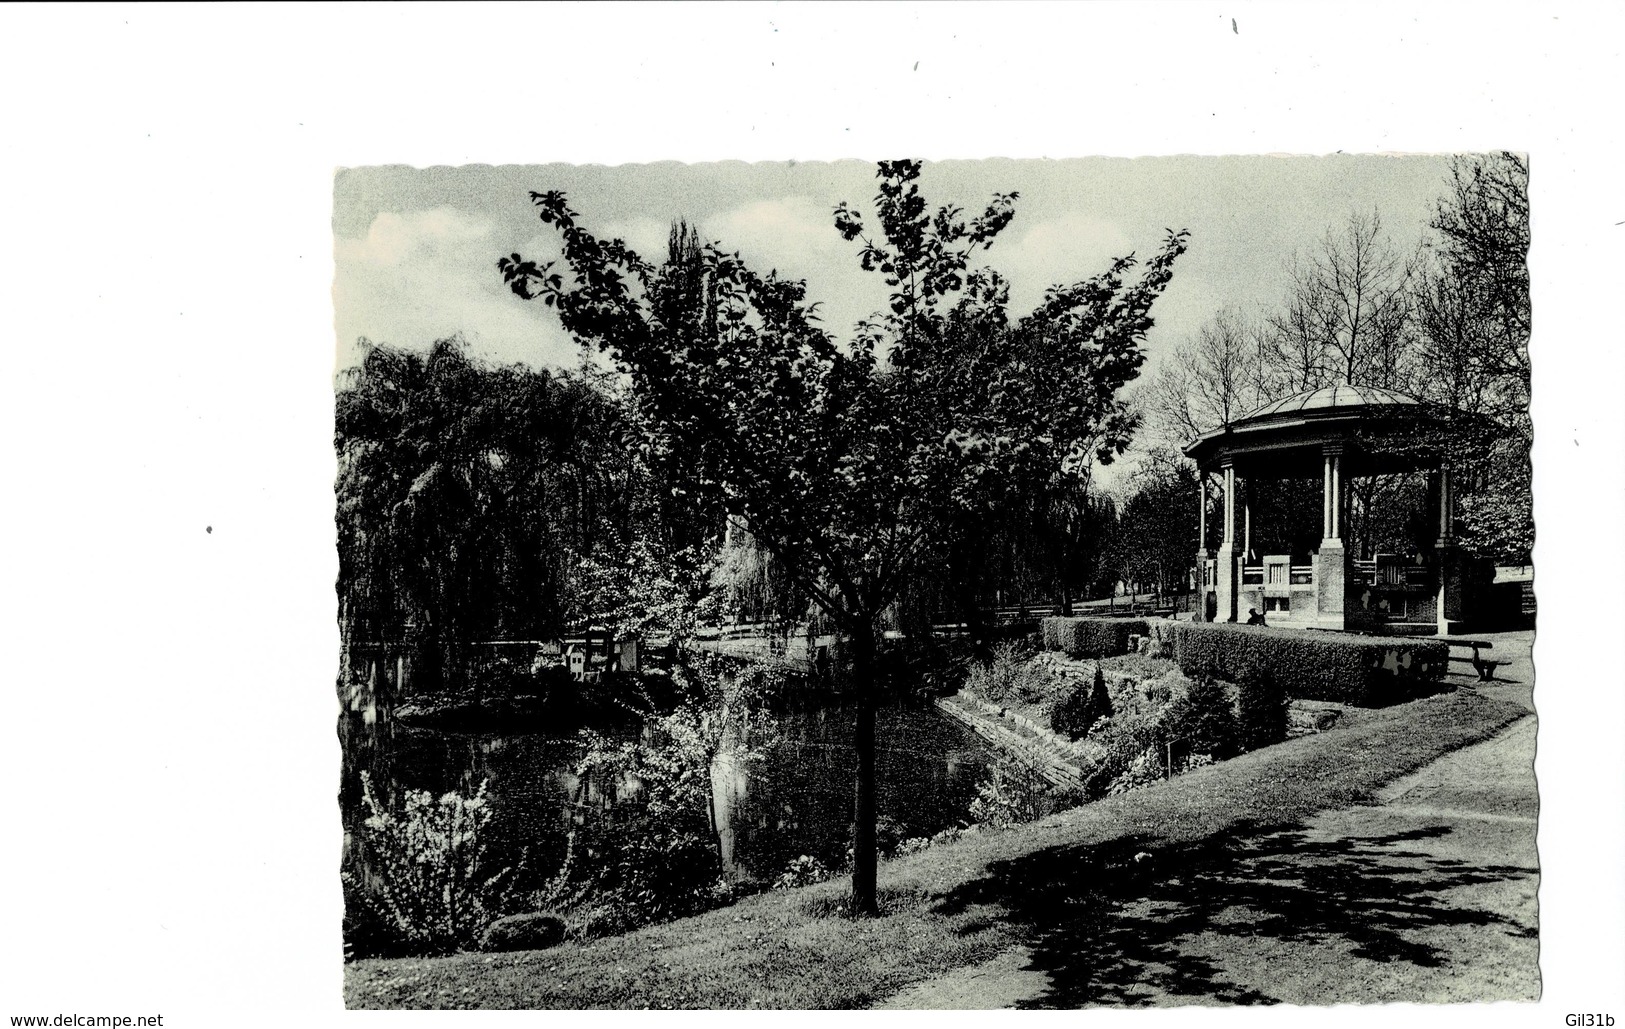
[993,212,1138,314]
[594,215,672,264]
[339,208,494,268]
[334,207,578,369]
[605,196,893,337]
[708,197,893,333]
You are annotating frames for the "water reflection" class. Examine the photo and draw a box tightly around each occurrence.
[711,704,993,879]
[340,660,992,886]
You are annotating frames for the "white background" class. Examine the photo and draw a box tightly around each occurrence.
[0,4,1619,1028]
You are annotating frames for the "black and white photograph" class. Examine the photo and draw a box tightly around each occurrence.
[333,153,1538,1009]
[3,4,1623,1026]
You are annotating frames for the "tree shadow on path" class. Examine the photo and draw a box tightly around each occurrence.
[933,819,1537,1007]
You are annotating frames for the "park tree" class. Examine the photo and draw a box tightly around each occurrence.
[1267,210,1417,392]
[1355,154,1532,565]
[1106,460,1199,603]
[1412,153,1531,564]
[1141,306,1270,452]
[499,160,1187,913]
[335,337,645,695]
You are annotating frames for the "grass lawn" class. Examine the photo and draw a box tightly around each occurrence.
[345,688,1526,1009]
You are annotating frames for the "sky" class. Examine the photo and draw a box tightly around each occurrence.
[332,155,1460,385]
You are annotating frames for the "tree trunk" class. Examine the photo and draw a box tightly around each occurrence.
[848,625,880,917]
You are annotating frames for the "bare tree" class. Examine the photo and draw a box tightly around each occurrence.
[1260,280,1334,395]
[1413,267,1498,414]
[1415,152,1530,429]
[1268,210,1418,391]
[1411,152,1532,563]
[1142,306,1268,447]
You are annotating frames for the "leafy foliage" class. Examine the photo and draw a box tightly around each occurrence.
[1133,154,1530,568]
[1051,665,1114,741]
[560,666,777,937]
[1415,153,1532,564]
[1104,461,1199,596]
[1236,664,1289,752]
[968,760,1052,829]
[500,160,1190,914]
[353,773,523,955]
[335,337,678,693]
[1163,674,1239,761]
[568,530,702,645]
[1458,473,1534,564]
[773,855,835,891]
[962,640,1050,705]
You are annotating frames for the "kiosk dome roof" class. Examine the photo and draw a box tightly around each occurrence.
[1239,384,1421,422]
[1182,385,1436,468]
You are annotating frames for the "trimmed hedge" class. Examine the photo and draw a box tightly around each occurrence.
[1041,616,1149,658]
[1236,666,1289,751]
[1170,622,1448,707]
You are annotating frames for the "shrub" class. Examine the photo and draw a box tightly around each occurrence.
[1041,616,1150,658]
[354,773,522,955]
[1100,652,1173,682]
[1083,716,1165,799]
[479,912,566,953]
[1236,665,1289,752]
[1170,622,1448,706]
[1081,671,1236,799]
[566,715,731,932]
[1106,747,1165,795]
[963,642,1051,704]
[1163,674,1238,760]
[1051,666,1114,741]
[341,870,405,961]
[774,854,833,890]
[893,824,975,859]
[969,760,1052,828]
[842,814,910,864]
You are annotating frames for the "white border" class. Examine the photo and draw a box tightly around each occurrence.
[1,3,1619,1027]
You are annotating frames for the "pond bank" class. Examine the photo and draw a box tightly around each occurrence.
[346,687,1527,1009]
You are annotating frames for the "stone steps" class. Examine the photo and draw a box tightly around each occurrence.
[936,693,1089,792]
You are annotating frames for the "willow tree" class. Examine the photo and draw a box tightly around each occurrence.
[500,160,1188,914]
[334,337,640,694]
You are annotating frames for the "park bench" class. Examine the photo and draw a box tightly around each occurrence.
[1428,637,1498,682]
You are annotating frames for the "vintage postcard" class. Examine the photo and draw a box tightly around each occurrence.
[333,156,1537,1009]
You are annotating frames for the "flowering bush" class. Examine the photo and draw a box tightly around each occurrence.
[1106,747,1165,795]
[969,760,1051,828]
[773,854,834,890]
[964,642,1051,705]
[355,773,523,955]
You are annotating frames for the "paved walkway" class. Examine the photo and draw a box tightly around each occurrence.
[877,706,1539,1009]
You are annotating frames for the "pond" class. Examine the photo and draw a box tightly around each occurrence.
[339,675,994,889]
